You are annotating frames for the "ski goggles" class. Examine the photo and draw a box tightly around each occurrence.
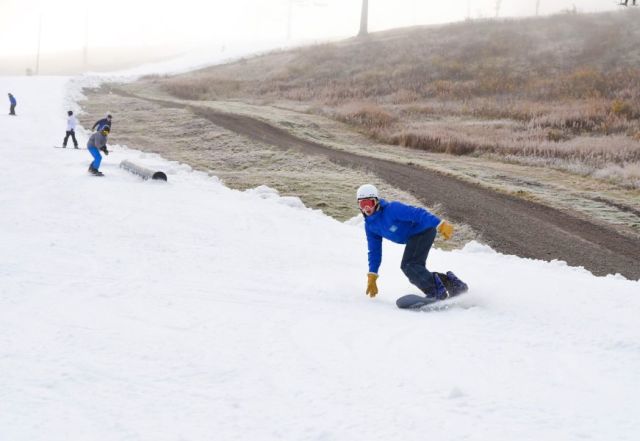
[358,197,378,212]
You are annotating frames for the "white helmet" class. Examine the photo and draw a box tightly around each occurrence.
[356,184,379,200]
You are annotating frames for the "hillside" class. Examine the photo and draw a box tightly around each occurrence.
[153,10,640,188]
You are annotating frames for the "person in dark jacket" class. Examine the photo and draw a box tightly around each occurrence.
[357,184,468,300]
[87,125,110,176]
[8,93,16,115]
[91,114,112,131]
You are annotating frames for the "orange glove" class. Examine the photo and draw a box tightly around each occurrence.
[437,220,454,240]
[366,272,379,297]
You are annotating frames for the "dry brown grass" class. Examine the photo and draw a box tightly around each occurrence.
[145,9,640,188]
[333,102,397,130]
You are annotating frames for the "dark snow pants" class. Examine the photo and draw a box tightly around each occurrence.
[9,104,15,115]
[400,227,437,296]
[63,130,78,147]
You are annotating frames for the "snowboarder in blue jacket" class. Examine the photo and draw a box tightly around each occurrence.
[357,184,468,300]
[8,93,16,115]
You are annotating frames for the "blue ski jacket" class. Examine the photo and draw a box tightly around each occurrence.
[364,199,441,273]
[8,94,16,105]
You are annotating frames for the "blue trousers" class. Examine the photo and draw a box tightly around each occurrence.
[88,146,102,169]
[400,227,437,295]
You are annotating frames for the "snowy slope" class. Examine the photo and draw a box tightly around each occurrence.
[1,76,639,441]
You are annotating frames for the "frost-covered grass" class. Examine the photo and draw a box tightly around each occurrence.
[77,86,477,248]
[79,80,640,237]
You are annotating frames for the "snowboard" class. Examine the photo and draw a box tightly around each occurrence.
[396,291,469,311]
[396,294,442,310]
[53,146,80,149]
[396,272,469,311]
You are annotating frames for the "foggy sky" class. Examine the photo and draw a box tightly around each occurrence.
[0,0,624,58]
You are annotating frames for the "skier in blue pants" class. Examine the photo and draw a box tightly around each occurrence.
[357,184,468,300]
[87,125,110,176]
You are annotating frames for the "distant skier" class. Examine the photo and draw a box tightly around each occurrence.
[620,0,637,5]
[8,93,16,115]
[87,125,110,176]
[62,110,79,148]
[91,113,112,132]
[357,184,468,300]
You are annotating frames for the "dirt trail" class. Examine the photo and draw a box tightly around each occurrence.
[117,91,640,280]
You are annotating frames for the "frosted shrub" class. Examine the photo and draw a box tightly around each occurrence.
[335,103,396,129]
[594,163,640,189]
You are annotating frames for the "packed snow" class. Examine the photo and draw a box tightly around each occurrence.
[1,73,639,441]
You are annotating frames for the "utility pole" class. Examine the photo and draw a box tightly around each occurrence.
[36,14,42,75]
[287,0,293,40]
[35,14,42,75]
[83,8,89,68]
[495,0,502,18]
[359,0,368,36]
[535,0,541,16]
[412,0,417,26]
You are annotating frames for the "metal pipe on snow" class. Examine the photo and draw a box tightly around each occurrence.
[119,160,168,182]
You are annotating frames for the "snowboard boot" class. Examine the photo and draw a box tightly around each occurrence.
[445,271,469,297]
[431,273,449,300]
[88,165,104,176]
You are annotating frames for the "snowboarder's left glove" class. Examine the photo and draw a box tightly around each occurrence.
[100,146,109,155]
[366,272,379,298]
[437,220,453,240]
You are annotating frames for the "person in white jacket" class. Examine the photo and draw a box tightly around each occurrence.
[62,110,79,148]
